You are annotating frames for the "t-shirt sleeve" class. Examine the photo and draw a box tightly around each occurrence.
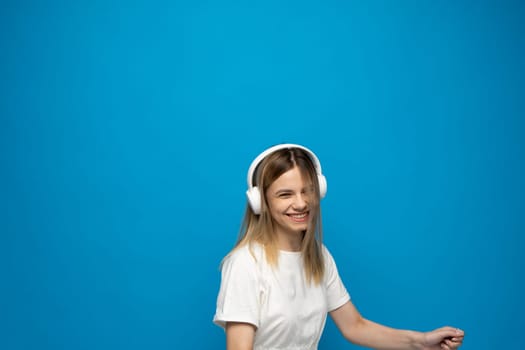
[213,248,260,329]
[323,246,351,311]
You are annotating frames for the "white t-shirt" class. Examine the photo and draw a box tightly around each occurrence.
[213,243,350,350]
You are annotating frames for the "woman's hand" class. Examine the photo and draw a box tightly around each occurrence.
[421,327,464,350]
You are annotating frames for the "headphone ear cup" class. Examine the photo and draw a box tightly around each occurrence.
[318,174,327,198]
[246,187,262,215]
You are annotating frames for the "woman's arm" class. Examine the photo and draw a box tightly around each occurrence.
[225,322,256,350]
[330,301,464,350]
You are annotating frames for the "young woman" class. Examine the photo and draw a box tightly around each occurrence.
[213,144,465,350]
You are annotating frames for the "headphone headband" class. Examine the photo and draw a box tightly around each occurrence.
[246,143,327,215]
[246,143,323,188]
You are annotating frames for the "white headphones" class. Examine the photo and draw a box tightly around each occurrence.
[246,143,327,215]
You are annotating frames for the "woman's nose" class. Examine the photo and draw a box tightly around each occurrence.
[293,194,307,209]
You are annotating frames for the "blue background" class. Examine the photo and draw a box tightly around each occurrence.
[2,0,524,349]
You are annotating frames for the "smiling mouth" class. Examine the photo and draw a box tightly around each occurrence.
[287,212,309,222]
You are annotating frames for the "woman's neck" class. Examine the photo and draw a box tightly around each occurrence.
[276,231,304,252]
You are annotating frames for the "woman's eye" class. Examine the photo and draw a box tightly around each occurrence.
[279,193,291,198]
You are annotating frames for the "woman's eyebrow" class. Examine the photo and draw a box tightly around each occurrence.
[274,189,293,195]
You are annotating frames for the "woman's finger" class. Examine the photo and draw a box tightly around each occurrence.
[441,343,451,350]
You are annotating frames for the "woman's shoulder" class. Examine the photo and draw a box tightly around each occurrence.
[222,242,264,268]
[320,243,339,265]
[320,243,334,257]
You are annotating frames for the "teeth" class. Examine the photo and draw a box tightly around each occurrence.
[290,213,307,218]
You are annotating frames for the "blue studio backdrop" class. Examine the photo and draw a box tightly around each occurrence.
[2,1,524,349]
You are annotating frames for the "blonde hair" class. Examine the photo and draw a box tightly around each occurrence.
[230,147,325,284]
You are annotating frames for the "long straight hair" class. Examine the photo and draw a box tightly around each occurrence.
[231,147,325,284]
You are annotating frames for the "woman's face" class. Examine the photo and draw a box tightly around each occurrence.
[265,166,314,241]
